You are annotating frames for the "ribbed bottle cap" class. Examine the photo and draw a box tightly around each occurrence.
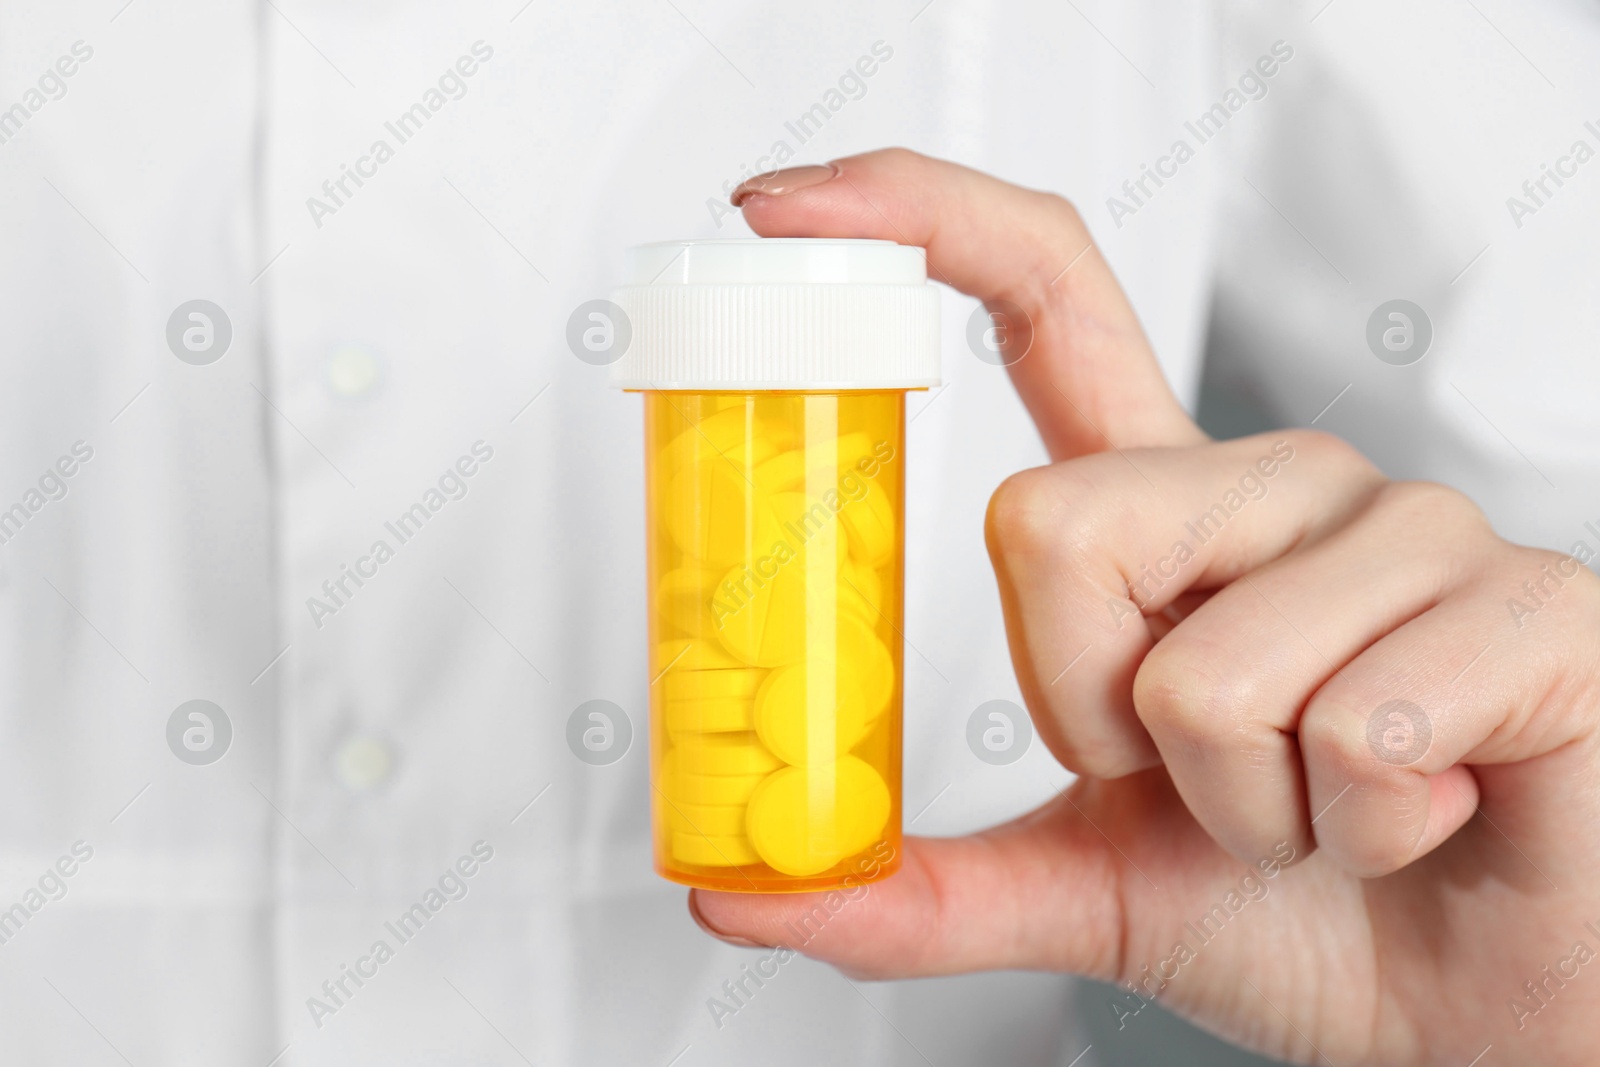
[609,238,941,391]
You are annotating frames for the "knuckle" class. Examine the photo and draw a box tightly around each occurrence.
[1372,479,1490,534]
[985,466,1098,564]
[1514,544,1597,592]
[1501,544,1600,635]
[873,145,923,170]
[1570,556,1600,614]
[1301,693,1435,877]
[985,468,1057,559]
[1278,428,1380,481]
[1048,732,1149,780]
[1038,190,1085,229]
[1132,643,1244,751]
[1368,483,1501,584]
[855,147,931,189]
[1026,193,1093,312]
[1299,696,1378,782]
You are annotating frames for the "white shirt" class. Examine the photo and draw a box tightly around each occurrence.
[0,2,1594,1064]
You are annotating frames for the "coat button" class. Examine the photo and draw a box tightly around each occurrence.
[325,345,382,397]
[335,734,394,791]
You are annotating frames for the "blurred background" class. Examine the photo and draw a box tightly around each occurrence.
[0,0,1596,1063]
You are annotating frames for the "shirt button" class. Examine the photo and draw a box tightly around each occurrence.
[325,345,382,398]
[335,734,394,792]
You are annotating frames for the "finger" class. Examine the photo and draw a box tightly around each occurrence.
[1301,545,1600,878]
[987,429,1383,779]
[732,149,1205,458]
[689,791,1126,980]
[1133,481,1504,864]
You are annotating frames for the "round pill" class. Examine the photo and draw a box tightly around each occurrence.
[656,566,721,636]
[663,667,765,702]
[672,732,783,776]
[841,563,883,621]
[671,831,759,868]
[655,638,744,672]
[835,610,895,721]
[754,432,878,495]
[753,665,870,765]
[833,431,876,473]
[751,449,807,494]
[766,491,849,568]
[745,756,892,876]
[664,459,784,567]
[661,798,748,838]
[659,751,767,805]
[713,555,806,667]
[839,479,897,567]
[659,403,783,482]
[714,503,853,668]
[664,696,755,736]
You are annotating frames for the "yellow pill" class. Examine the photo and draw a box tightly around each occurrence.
[754,433,878,493]
[664,459,784,567]
[662,799,748,838]
[664,696,755,735]
[745,756,892,876]
[713,501,851,668]
[839,480,897,567]
[753,665,869,765]
[713,558,806,667]
[838,610,896,721]
[663,667,765,702]
[659,404,783,482]
[834,431,878,473]
[751,450,807,494]
[766,491,849,568]
[656,566,721,636]
[841,563,883,621]
[659,751,767,805]
[655,638,744,672]
[673,732,783,776]
[671,831,759,868]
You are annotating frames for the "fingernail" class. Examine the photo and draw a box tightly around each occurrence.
[730,163,840,207]
[687,891,770,948]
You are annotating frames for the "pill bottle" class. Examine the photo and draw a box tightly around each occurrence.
[612,239,940,892]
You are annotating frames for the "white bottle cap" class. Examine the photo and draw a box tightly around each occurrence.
[609,238,941,391]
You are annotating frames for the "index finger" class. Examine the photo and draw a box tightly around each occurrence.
[732,149,1206,459]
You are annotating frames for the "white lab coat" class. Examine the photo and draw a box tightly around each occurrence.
[0,1,1595,1064]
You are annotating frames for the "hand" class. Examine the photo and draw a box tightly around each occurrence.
[691,149,1600,1066]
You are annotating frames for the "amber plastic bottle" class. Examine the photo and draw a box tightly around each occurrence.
[613,240,939,892]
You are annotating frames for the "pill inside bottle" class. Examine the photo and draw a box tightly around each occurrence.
[613,239,940,892]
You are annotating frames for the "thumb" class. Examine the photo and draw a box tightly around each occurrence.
[688,792,1125,981]
[732,148,1206,459]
